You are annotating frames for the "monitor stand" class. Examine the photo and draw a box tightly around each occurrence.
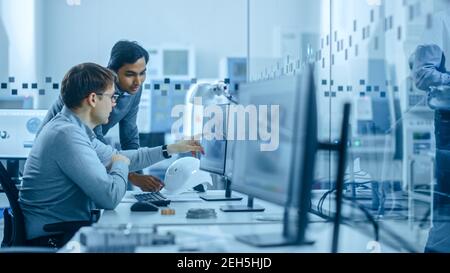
[235,233,314,247]
[220,196,265,212]
[235,209,314,247]
[236,233,294,247]
[200,178,243,202]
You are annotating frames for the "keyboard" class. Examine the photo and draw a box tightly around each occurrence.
[134,192,171,206]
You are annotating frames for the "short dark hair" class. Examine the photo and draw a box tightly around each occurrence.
[61,63,117,109]
[107,40,149,71]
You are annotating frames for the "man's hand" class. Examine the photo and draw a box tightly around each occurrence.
[128,173,165,192]
[167,140,205,157]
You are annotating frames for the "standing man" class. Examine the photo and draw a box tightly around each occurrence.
[39,40,162,192]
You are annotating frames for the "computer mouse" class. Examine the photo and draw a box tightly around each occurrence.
[130,202,159,212]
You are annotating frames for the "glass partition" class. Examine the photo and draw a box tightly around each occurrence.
[249,0,450,253]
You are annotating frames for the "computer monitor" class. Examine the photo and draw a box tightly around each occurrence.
[0,109,47,181]
[219,57,247,95]
[199,104,242,201]
[0,109,47,159]
[0,96,34,109]
[199,104,227,176]
[222,65,318,246]
[147,46,195,80]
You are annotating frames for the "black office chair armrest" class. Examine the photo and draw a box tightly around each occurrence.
[1,209,13,247]
[43,221,92,233]
[90,209,101,223]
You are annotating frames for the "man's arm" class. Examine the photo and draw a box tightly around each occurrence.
[92,139,165,174]
[413,44,450,91]
[36,96,64,137]
[54,129,129,210]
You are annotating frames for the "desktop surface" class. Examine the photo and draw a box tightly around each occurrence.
[52,190,424,253]
[99,191,282,227]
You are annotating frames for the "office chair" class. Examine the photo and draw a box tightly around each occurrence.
[0,162,95,249]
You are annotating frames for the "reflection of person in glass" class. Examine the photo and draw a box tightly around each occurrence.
[413,8,450,251]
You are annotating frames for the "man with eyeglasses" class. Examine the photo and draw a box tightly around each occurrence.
[39,40,165,192]
[20,63,204,247]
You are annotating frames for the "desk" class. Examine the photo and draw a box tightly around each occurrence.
[98,191,285,227]
[0,191,426,253]
[59,191,406,253]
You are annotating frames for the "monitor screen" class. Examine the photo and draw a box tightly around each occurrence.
[232,61,247,79]
[230,76,300,206]
[230,67,318,247]
[0,109,47,159]
[163,49,189,76]
[199,104,228,176]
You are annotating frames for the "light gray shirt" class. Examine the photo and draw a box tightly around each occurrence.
[19,106,165,240]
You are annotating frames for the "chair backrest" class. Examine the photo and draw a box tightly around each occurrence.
[0,162,27,246]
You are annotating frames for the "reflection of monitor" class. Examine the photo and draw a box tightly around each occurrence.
[0,109,47,159]
[222,66,317,247]
[199,104,243,201]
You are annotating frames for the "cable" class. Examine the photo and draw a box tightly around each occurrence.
[317,181,374,215]
[343,196,379,241]
[315,183,381,242]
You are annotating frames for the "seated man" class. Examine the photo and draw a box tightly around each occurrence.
[19,63,203,247]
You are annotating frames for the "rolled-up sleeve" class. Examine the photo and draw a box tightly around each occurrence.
[413,44,450,91]
[54,129,128,210]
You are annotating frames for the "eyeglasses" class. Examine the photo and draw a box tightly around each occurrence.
[97,93,120,102]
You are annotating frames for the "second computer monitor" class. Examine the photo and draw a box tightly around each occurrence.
[229,66,318,246]
[199,104,243,202]
[199,104,228,176]
[0,109,47,159]
[229,77,300,206]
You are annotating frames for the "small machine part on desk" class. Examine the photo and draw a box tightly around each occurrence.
[186,208,217,219]
[79,225,175,253]
[161,208,176,215]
